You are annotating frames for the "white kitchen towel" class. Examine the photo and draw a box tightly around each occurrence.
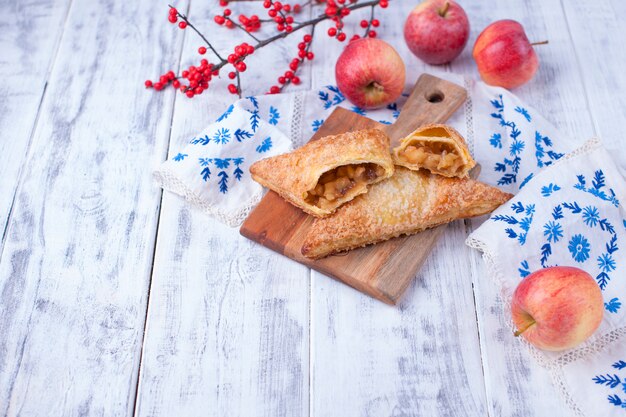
[467,138,626,416]
[154,73,626,415]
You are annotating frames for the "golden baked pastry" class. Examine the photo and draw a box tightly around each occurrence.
[250,128,395,217]
[301,167,512,259]
[392,124,476,178]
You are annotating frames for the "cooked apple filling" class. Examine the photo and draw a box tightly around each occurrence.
[400,141,465,175]
[306,163,386,210]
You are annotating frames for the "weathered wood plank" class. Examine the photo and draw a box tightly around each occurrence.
[134,2,312,416]
[0,0,71,251]
[562,0,626,170]
[0,0,184,415]
[308,2,487,415]
[450,0,596,415]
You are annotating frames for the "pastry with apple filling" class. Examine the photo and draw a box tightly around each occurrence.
[250,128,394,217]
[301,167,512,259]
[392,123,476,178]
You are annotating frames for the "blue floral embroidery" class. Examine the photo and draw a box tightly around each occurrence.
[514,106,531,122]
[487,94,564,187]
[243,96,260,132]
[197,157,244,193]
[489,95,522,186]
[268,106,280,125]
[597,235,619,290]
[541,183,561,197]
[492,202,535,245]
[582,205,600,227]
[234,128,253,142]
[568,234,591,263]
[212,128,231,144]
[233,158,244,181]
[518,260,531,278]
[575,170,620,207]
[318,85,344,109]
[534,131,563,168]
[605,298,622,313]
[597,253,616,272]
[256,137,272,153]
[312,119,324,132]
[593,373,622,389]
[378,120,392,125]
[199,157,212,181]
[173,153,188,161]
[247,96,259,108]
[191,135,211,145]
[593,361,626,409]
[216,104,234,122]
[540,243,552,267]
[519,173,534,189]
[608,395,626,409]
[543,221,563,243]
[489,133,502,149]
[250,109,260,132]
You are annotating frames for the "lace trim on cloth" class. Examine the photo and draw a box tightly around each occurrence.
[465,138,623,417]
[153,167,263,228]
[291,91,306,148]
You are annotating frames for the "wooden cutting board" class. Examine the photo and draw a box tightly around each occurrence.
[240,74,467,305]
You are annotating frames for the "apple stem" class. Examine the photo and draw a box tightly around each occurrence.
[438,1,450,17]
[368,81,385,92]
[530,40,549,46]
[514,319,536,337]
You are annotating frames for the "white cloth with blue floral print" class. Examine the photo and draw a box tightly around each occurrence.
[468,139,626,417]
[156,73,626,415]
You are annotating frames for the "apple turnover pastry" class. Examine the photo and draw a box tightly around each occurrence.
[392,124,476,178]
[250,128,395,217]
[301,167,512,259]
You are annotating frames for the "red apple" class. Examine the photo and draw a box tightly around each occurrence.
[473,19,543,89]
[403,0,470,65]
[335,38,405,109]
[511,266,603,351]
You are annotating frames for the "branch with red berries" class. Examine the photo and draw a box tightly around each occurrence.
[145,0,390,98]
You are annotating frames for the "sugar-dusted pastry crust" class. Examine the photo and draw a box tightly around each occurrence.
[392,123,476,178]
[301,167,512,259]
[250,128,395,217]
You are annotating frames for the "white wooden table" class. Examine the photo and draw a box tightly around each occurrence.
[1,0,624,415]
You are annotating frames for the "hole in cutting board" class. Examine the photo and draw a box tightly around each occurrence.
[425,90,444,103]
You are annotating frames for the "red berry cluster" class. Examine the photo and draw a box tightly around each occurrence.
[148,1,389,98]
[145,59,219,98]
[263,1,296,33]
[238,14,262,32]
[213,8,234,29]
[268,33,314,94]
[226,42,255,95]
[166,7,189,29]
[359,17,380,38]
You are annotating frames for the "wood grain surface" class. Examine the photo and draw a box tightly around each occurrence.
[0,0,71,253]
[0,0,184,414]
[241,74,467,305]
[0,0,624,416]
